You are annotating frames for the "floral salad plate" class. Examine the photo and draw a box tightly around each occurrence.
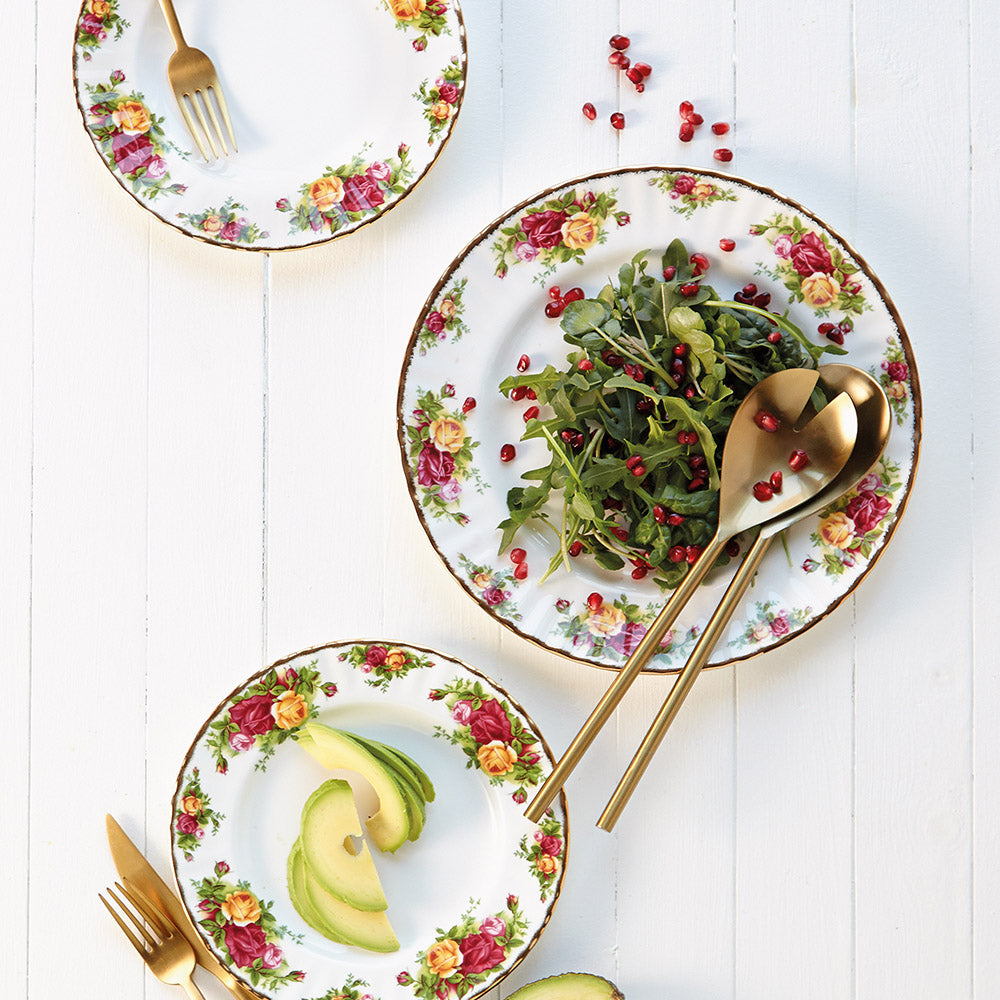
[170,641,567,1000]
[397,167,921,673]
[73,0,466,250]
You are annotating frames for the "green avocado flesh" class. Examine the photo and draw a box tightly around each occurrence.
[505,973,625,1000]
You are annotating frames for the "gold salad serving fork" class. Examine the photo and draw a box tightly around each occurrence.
[157,0,237,161]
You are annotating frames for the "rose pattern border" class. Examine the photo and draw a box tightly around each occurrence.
[76,0,129,59]
[417,278,469,355]
[337,643,436,692]
[177,197,269,245]
[492,187,629,281]
[458,553,523,621]
[193,861,305,991]
[85,72,187,200]
[430,678,543,804]
[205,661,337,774]
[729,600,814,650]
[385,0,451,52]
[303,975,378,1000]
[878,342,912,425]
[648,171,738,218]
[398,896,528,1000]
[750,212,870,317]
[278,145,414,236]
[175,767,224,861]
[514,812,564,902]
[405,387,484,525]
[414,58,464,144]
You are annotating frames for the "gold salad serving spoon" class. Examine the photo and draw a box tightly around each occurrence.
[525,366,869,827]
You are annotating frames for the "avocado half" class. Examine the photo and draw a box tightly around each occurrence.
[505,972,624,1000]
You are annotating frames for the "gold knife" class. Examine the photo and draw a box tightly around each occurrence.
[105,814,264,1000]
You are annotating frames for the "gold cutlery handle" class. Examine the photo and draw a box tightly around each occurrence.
[597,532,772,831]
[523,533,727,823]
[157,0,187,49]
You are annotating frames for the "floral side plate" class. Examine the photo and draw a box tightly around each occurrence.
[397,167,921,672]
[170,641,567,1000]
[73,0,466,250]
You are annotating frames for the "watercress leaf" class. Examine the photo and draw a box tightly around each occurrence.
[662,239,689,273]
[560,299,611,337]
[618,262,636,295]
[571,491,598,520]
[594,550,625,571]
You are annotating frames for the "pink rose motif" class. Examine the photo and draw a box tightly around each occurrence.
[452,699,474,724]
[482,586,507,606]
[438,479,462,503]
[342,173,386,213]
[607,621,646,656]
[176,813,200,835]
[397,972,413,986]
[856,473,882,492]
[438,82,460,104]
[539,834,563,855]
[261,944,284,969]
[506,894,518,909]
[672,174,696,195]
[512,789,526,804]
[513,240,539,262]
[198,899,218,914]
[228,731,256,752]
[223,922,268,968]
[521,209,567,249]
[412,37,426,52]
[110,69,126,85]
[616,213,630,226]
[887,361,908,382]
[80,13,107,38]
[145,155,167,179]
[789,231,833,276]
[90,103,111,118]
[459,931,506,975]
[112,133,153,176]
[416,443,455,487]
[215,861,230,876]
[219,220,242,241]
[845,490,891,533]
[468,698,512,745]
[425,310,445,334]
[479,915,507,937]
[230,694,276,736]
[276,197,291,211]
[769,616,790,637]
[365,645,388,667]
[368,160,392,183]
[772,233,794,259]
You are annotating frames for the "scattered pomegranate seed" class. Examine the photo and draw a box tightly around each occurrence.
[560,429,575,443]
[604,497,624,510]
[680,431,699,444]
[608,51,625,67]
[670,358,686,377]
[684,385,696,399]
[625,454,643,470]
[711,122,730,135]
[635,82,645,93]
[827,329,845,345]
[582,102,597,121]
[636,398,654,414]
[569,540,583,557]
[611,526,629,541]
[609,34,630,50]
[673,343,689,357]
[578,358,594,371]
[517,353,530,372]
[788,449,811,472]
[753,292,771,308]
[626,66,643,84]
[602,349,623,367]
[680,282,700,297]
[653,505,667,524]
[685,545,703,564]
[510,547,526,564]
[548,285,562,300]
[752,481,774,501]
[631,566,648,580]
[689,454,706,469]
[587,592,604,611]
[617,55,631,71]
[610,112,626,130]
[563,287,585,303]
[523,406,539,422]
[690,252,710,274]
[668,545,686,563]
[545,299,564,318]
[769,470,783,493]
[754,410,781,433]
[767,330,782,343]
[679,100,694,119]
[662,265,676,280]
[742,283,758,297]
[510,385,527,401]
[687,476,706,491]
[679,121,695,142]
[714,148,733,162]
[526,388,537,400]
[719,237,736,252]
[631,464,646,477]
[500,444,516,462]
[634,61,652,78]
[688,112,704,126]
[462,396,476,413]
[513,561,529,580]
[725,539,740,558]
[667,512,685,526]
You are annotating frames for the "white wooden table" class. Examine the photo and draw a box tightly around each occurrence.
[4,2,998,998]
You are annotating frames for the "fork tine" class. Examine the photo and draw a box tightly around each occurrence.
[119,878,171,938]
[178,95,210,160]
[200,87,229,156]
[188,90,220,159]
[209,83,237,152]
[101,890,152,954]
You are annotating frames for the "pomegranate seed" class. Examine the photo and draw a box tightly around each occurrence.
[604,497,624,510]
[690,252,710,274]
[680,282,700,297]
[513,561,528,580]
[523,406,539,422]
[625,454,643,470]
[667,512,685,526]
[767,330,782,343]
[668,545,686,563]
[526,388,537,400]
[609,33,630,50]
[634,61,652,78]
[626,66,643,84]
[714,148,733,162]
[578,358,594,371]
[671,358,686,377]
[563,286,585,303]
[510,547,526,564]
[582,102,597,121]
[662,265,676,280]
[679,100,694,119]
[635,82,645,93]
[725,539,740,557]
[754,410,780,433]
[711,122,730,135]
[636,398,654,414]
[517,353,530,372]
[611,526,629,542]
[689,454,705,469]
[624,362,645,381]
[684,385,696,399]
[685,545,703,564]
[617,55,631,71]
[827,329,845,345]
[545,299,565,318]
[631,566,648,580]
[679,121,695,142]
[610,112,626,130]
[789,449,811,472]
[769,470,783,493]
[608,51,625,67]
[673,343,689,357]
[752,481,774,501]
[587,592,604,611]
[688,112,704,126]
[687,476,706,492]
[742,282,758,298]
[511,385,527,401]
[500,444,515,462]
[753,292,771,308]
[462,396,476,413]
[653,505,667,524]
[631,464,646,478]
[560,429,575,443]
[569,540,583,557]
[719,237,736,252]
[548,285,562,300]
[817,321,835,334]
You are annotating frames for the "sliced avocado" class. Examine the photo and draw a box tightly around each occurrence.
[352,734,436,803]
[299,779,388,912]
[505,973,624,1000]
[396,771,426,842]
[298,724,411,852]
[286,840,349,944]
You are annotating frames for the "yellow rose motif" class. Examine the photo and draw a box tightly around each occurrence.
[201,214,223,235]
[691,181,715,200]
[820,511,855,549]
[430,417,465,453]
[220,891,261,927]
[752,622,772,643]
[536,853,560,876]
[389,0,427,20]
[586,603,626,638]
[560,211,599,251]
[309,176,345,213]
[112,100,152,135]
[88,0,111,16]
[439,298,457,320]
[385,648,408,671]
[887,381,907,402]
[272,690,308,730]
[472,571,492,589]
[800,271,841,309]
[426,939,461,977]
[180,795,202,816]
[431,100,454,122]
[477,739,518,776]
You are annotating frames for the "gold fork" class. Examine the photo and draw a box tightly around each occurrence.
[157,0,237,161]
[101,879,207,999]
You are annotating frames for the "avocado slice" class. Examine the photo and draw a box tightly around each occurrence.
[286,840,349,944]
[350,734,436,803]
[297,724,412,853]
[299,779,388,912]
[505,973,624,1000]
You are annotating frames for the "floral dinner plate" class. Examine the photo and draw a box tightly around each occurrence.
[397,167,921,672]
[170,641,567,1000]
[73,0,466,250]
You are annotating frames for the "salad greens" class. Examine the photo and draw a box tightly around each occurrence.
[497,239,843,589]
